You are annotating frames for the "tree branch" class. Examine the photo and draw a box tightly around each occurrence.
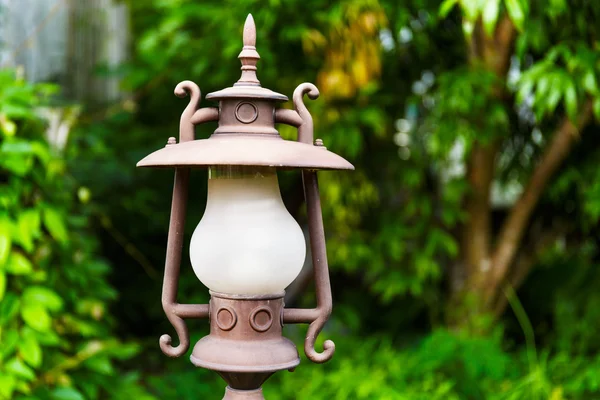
[490,100,594,288]
[492,218,568,316]
[487,16,516,77]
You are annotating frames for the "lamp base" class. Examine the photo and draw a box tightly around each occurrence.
[191,335,299,372]
[191,292,299,397]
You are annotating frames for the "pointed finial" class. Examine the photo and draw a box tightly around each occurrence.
[243,14,256,47]
[235,14,261,86]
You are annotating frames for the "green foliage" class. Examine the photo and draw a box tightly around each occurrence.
[109,7,600,397]
[144,326,600,399]
[0,71,152,399]
[271,330,512,399]
[517,42,600,121]
[429,67,509,148]
[439,0,529,33]
[3,0,598,398]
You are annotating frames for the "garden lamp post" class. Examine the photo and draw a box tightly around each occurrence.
[137,14,353,400]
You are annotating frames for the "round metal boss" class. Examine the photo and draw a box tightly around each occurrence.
[249,306,273,332]
[216,306,238,331]
[235,102,258,124]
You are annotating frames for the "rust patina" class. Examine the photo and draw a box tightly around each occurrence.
[137,14,353,400]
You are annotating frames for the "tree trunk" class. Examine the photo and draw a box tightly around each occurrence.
[487,100,593,309]
[446,17,515,330]
[447,16,595,330]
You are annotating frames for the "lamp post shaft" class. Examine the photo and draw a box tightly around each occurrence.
[223,387,265,400]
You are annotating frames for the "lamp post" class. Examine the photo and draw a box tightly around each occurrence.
[137,14,353,400]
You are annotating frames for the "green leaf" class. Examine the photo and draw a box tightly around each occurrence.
[19,333,42,368]
[23,286,64,312]
[583,71,598,95]
[517,79,534,105]
[14,380,31,397]
[439,230,459,257]
[1,103,35,119]
[108,342,141,360]
[0,271,5,301]
[83,356,114,375]
[51,387,86,400]
[504,0,525,30]
[546,76,563,115]
[0,154,33,176]
[27,327,61,346]
[0,293,20,325]
[30,141,52,167]
[439,0,458,18]
[0,140,33,155]
[482,0,500,35]
[548,0,567,15]
[460,0,481,21]
[15,209,41,253]
[594,98,600,120]
[5,357,36,381]
[21,303,51,331]
[6,252,33,275]
[43,208,69,245]
[79,382,99,400]
[0,375,16,399]
[535,74,551,104]
[0,219,11,267]
[0,330,19,361]
[565,81,578,121]
[0,117,16,136]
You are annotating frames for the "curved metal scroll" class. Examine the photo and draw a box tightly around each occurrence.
[276,83,335,363]
[293,83,319,144]
[298,170,336,363]
[160,81,218,357]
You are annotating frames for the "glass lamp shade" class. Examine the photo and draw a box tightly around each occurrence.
[189,166,306,295]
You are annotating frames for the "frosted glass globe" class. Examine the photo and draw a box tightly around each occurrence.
[190,166,306,295]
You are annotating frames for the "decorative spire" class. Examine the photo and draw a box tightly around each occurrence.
[235,14,261,86]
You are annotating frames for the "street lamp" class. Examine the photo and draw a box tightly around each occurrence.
[137,14,353,400]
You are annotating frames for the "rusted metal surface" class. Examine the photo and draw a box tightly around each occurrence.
[292,83,319,144]
[191,292,298,399]
[137,135,353,170]
[273,108,303,127]
[282,170,335,363]
[206,85,288,102]
[236,14,262,87]
[217,372,274,393]
[139,13,352,399]
[174,80,219,142]
[274,83,336,363]
[136,14,353,172]
[160,167,190,357]
[191,292,299,373]
[159,77,215,358]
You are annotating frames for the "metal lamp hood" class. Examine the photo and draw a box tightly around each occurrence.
[137,14,353,171]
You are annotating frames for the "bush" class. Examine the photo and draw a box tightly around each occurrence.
[0,70,152,400]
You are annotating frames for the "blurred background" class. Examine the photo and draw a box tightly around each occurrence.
[1,0,600,399]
